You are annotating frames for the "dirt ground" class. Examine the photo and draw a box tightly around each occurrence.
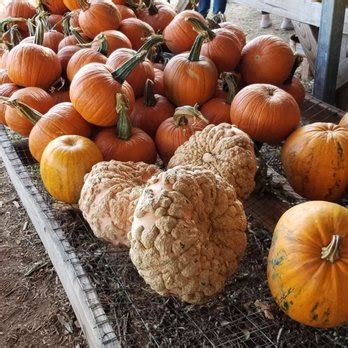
[0,2,299,347]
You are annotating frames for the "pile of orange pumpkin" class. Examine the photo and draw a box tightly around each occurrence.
[1,0,347,329]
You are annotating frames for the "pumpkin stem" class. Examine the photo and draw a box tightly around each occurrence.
[116,93,132,141]
[0,17,28,32]
[2,25,22,50]
[34,13,46,46]
[284,54,303,85]
[321,235,342,263]
[61,13,72,36]
[78,0,90,11]
[148,1,159,16]
[187,17,216,41]
[188,34,205,62]
[221,72,237,104]
[127,0,144,11]
[173,104,209,126]
[94,33,109,56]
[71,27,90,44]
[206,18,221,30]
[37,0,47,13]
[0,98,42,125]
[138,34,164,56]
[112,50,148,84]
[143,79,157,107]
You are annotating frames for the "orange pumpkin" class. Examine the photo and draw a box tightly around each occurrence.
[4,87,54,137]
[219,22,246,48]
[0,45,9,69]
[230,84,300,144]
[40,135,103,204]
[268,201,348,328]
[63,0,81,11]
[281,122,348,202]
[47,14,64,33]
[117,5,136,20]
[94,93,157,163]
[50,88,71,104]
[164,35,218,106]
[6,18,62,89]
[339,113,348,128]
[91,30,132,57]
[40,0,69,15]
[163,10,204,54]
[70,51,149,127]
[21,30,65,53]
[130,79,175,138]
[78,0,121,39]
[28,102,92,162]
[153,68,164,95]
[57,30,90,51]
[67,48,107,82]
[0,83,20,125]
[0,69,12,84]
[136,0,176,33]
[155,105,208,164]
[106,35,163,98]
[240,35,295,85]
[118,18,155,51]
[200,73,236,125]
[57,45,82,76]
[187,17,242,73]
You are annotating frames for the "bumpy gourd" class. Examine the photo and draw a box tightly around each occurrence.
[129,166,247,304]
[168,124,257,200]
[79,161,161,247]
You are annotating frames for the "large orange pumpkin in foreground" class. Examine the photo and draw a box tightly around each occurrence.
[230,84,300,144]
[281,122,348,202]
[268,201,348,328]
[40,135,103,204]
[240,35,295,85]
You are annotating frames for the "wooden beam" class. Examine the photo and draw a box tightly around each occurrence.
[313,0,346,103]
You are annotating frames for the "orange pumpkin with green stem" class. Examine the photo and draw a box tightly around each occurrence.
[200,73,236,125]
[94,93,157,163]
[91,30,132,57]
[40,135,103,204]
[155,105,208,165]
[268,201,348,328]
[164,34,218,106]
[130,79,175,138]
[70,50,149,127]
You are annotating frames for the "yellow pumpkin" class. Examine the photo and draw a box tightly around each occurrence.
[268,201,348,328]
[40,135,103,204]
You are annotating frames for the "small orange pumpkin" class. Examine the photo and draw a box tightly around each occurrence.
[57,45,82,76]
[40,135,103,204]
[153,68,164,95]
[155,105,208,164]
[281,122,348,202]
[116,5,136,20]
[268,201,348,328]
[91,30,132,57]
[230,84,301,144]
[0,83,20,125]
[94,93,157,163]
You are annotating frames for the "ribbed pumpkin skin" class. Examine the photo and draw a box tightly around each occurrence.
[94,127,157,163]
[240,35,295,85]
[63,0,81,10]
[70,62,135,127]
[57,45,82,76]
[106,49,154,98]
[155,117,206,165]
[201,29,242,73]
[268,201,348,328]
[281,123,348,202]
[0,83,20,125]
[58,33,90,51]
[153,68,164,95]
[21,31,65,53]
[67,48,107,81]
[91,30,132,57]
[164,54,218,107]
[0,47,9,69]
[280,76,306,106]
[79,0,121,39]
[339,114,348,128]
[29,102,92,162]
[6,44,62,89]
[219,22,246,47]
[200,98,231,125]
[4,0,36,37]
[230,84,300,144]
[42,0,69,15]
[40,135,103,204]
[118,18,154,51]
[0,69,12,84]
[48,14,64,32]
[5,87,54,137]
[163,10,204,54]
[116,5,136,20]
[130,94,175,138]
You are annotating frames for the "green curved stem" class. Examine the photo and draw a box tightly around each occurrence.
[2,25,22,49]
[173,104,208,126]
[116,93,132,141]
[143,79,157,107]
[112,50,148,84]
[188,34,205,62]
[95,33,109,56]
[321,235,342,263]
[187,17,216,41]
[0,98,42,125]
[138,34,164,54]
[34,14,46,45]
[0,17,27,32]
[221,72,237,104]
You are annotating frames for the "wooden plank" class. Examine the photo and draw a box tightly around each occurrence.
[313,0,346,103]
[0,126,119,348]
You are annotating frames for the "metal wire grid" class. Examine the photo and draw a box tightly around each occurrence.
[2,96,348,347]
